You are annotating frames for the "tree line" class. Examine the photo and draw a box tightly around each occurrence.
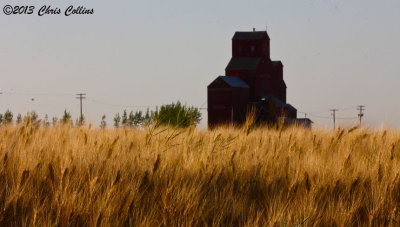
[0,101,201,128]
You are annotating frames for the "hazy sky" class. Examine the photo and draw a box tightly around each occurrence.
[1,0,399,128]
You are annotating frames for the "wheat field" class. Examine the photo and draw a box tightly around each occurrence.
[1,122,400,226]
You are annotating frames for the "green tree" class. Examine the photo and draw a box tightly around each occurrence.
[0,114,3,124]
[143,108,154,126]
[113,113,121,128]
[16,113,22,124]
[128,111,135,127]
[129,110,143,127]
[100,114,107,129]
[3,110,13,124]
[121,110,128,127]
[154,101,201,128]
[61,110,72,125]
[115,109,153,128]
[30,111,39,125]
[23,111,40,125]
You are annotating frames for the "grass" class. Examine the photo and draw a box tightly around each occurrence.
[1,122,400,226]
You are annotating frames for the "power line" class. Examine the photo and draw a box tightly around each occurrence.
[90,98,207,110]
[299,106,362,122]
[335,107,357,111]
[1,91,73,97]
[298,107,354,115]
[307,113,331,119]
[298,110,330,115]
[336,117,358,120]
[90,99,156,109]
[305,112,357,120]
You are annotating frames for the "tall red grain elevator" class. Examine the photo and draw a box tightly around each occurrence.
[208,29,301,128]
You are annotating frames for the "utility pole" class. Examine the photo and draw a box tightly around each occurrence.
[76,93,86,124]
[357,105,365,125]
[330,109,338,130]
